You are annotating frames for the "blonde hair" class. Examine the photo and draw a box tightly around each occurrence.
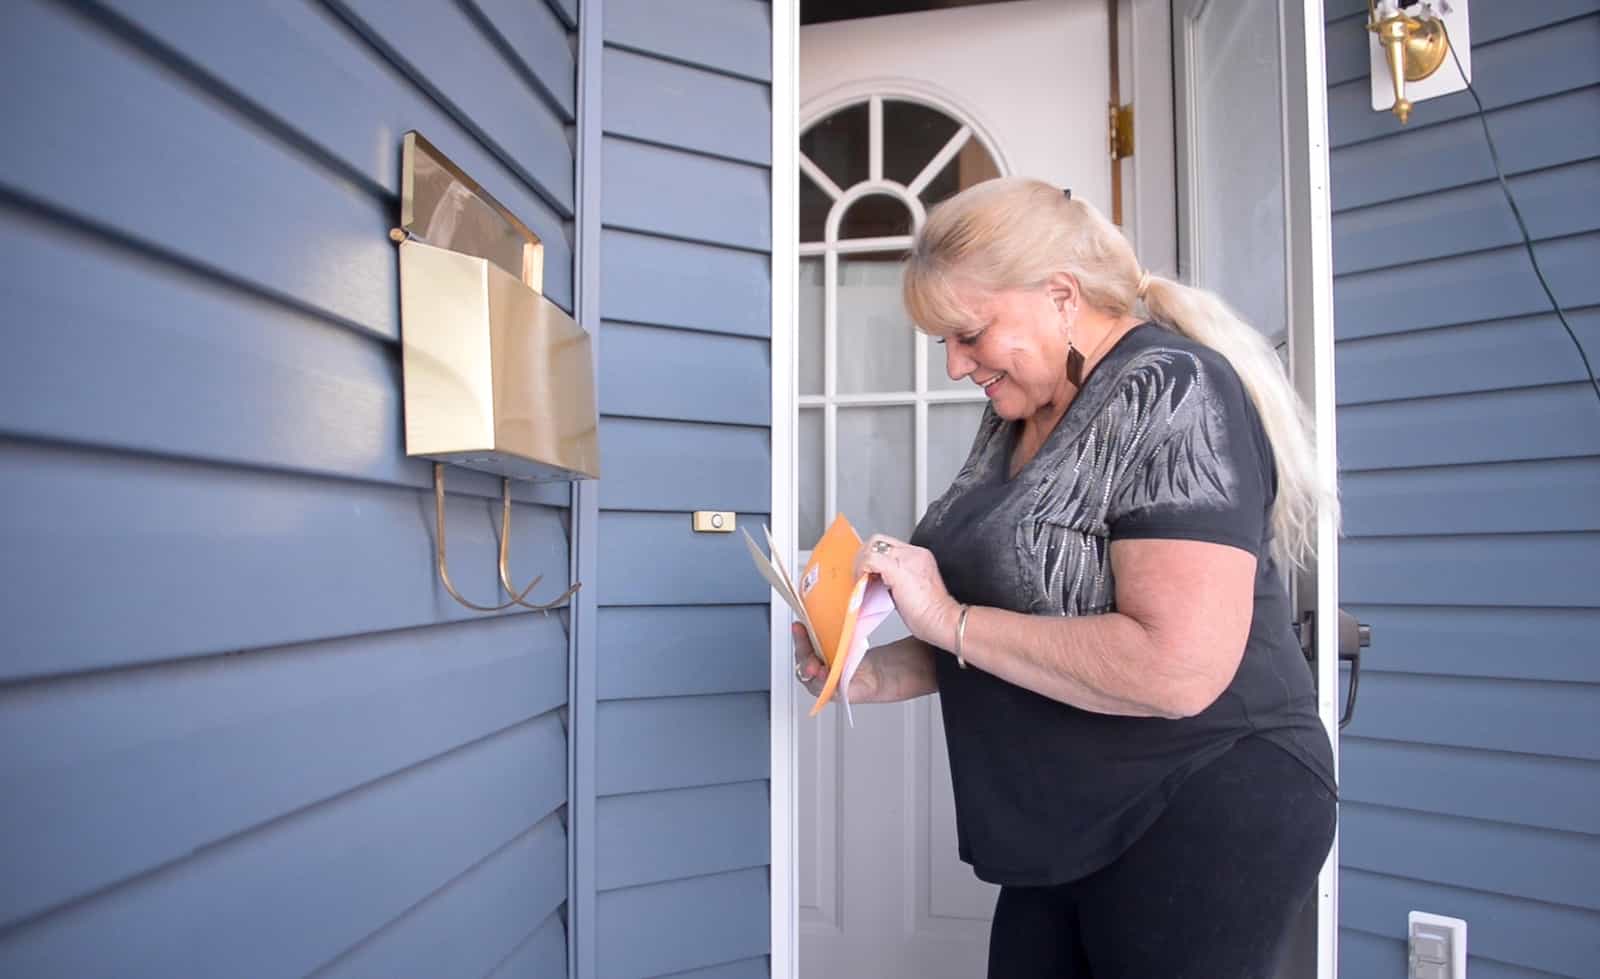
[903,177,1336,569]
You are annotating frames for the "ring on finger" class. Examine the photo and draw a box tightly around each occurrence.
[872,540,892,554]
[795,662,808,682]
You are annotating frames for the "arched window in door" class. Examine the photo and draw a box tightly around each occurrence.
[797,95,1003,549]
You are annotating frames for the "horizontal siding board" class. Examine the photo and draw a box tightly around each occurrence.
[0,714,567,978]
[1336,384,1600,470]
[318,812,567,977]
[603,47,772,165]
[0,442,575,677]
[596,781,769,890]
[598,606,770,701]
[603,137,771,250]
[1323,2,1600,87]
[599,322,773,426]
[0,207,567,507]
[1331,87,1600,213]
[0,620,565,926]
[1341,868,1600,977]
[596,694,769,797]
[466,0,578,119]
[604,0,772,82]
[1335,307,1600,398]
[547,0,578,29]
[1339,935,1567,979]
[488,908,568,979]
[1339,458,1600,536]
[1343,605,1600,683]
[1340,803,1600,910]
[1332,159,1600,277]
[1334,232,1600,340]
[1328,17,1600,150]
[1454,962,1573,979]
[601,229,771,336]
[599,417,770,513]
[1341,533,1600,608]
[0,208,390,478]
[1,0,395,333]
[327,0,574,211]
[81,0,573,308]
[597,511,772,605]
[659,957,770,979]
[596,868,770,979]
[1340,740,1600,835]
[1341,672,1600,760]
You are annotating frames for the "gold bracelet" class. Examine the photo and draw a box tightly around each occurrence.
[955,604,972,669]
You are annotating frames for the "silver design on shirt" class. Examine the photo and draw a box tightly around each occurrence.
[922,346,1237,619]
[1027,348,1235,615]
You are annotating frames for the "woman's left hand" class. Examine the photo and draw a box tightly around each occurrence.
[856,534,960,650]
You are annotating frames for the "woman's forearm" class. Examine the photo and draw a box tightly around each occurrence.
[865,635,940,704]
[938,604,1205,718]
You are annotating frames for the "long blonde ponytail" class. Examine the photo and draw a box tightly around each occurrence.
[903,177,1337,569]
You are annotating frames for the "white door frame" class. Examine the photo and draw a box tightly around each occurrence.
[769,3,1337,977]
[1169,1,1342,977]
[769,1,800,977]
[1281,3,1342,978]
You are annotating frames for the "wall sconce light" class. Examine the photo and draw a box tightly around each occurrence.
[390,132,599,612]
[1367,0,1471,125]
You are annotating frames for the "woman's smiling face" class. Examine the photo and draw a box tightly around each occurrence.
[937,281,1075,421]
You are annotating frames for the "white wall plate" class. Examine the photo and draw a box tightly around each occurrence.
[1369,0,1472,114]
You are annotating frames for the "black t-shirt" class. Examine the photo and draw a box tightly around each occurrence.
[909,322,1336,887]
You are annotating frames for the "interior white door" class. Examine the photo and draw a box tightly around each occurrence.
[797,4,1110,977]
[1171,2,1341,977]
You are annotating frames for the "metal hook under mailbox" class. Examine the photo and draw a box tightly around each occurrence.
[433,463,582,613]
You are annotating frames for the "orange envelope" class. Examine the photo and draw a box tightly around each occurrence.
[798,515,869,716]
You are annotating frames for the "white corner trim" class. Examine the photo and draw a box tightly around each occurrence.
[769,1,801,977]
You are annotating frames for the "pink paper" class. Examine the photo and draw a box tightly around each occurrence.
[838,578,896,727]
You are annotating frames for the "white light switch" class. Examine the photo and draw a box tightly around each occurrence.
[1409,911,1467,979]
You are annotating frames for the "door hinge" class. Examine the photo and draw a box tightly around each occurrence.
[1109,103,1135,160]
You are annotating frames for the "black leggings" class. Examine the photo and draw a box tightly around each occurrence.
[987,737,1336,979]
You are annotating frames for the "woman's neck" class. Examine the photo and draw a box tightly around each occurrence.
[1010,313,1144,476]
[1032,314,1143,423]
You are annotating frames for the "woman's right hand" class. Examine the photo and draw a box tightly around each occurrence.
[793,623,882,705]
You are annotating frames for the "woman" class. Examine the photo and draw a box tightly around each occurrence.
[793,178,1338,979]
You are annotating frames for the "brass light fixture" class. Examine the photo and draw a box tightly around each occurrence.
[1367,0,1451,124]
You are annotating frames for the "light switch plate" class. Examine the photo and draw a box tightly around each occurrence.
[1409,911,1467,979]
[1369,0,1472,115]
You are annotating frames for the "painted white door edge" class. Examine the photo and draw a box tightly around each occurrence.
[770,2,801,978]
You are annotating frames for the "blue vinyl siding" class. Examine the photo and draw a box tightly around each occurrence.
[0,0,578,975]
[592,1,774,976]
[1324,4,1600,977]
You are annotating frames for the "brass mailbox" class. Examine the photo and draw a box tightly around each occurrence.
[397,132,598,481]
[393,132,596,612]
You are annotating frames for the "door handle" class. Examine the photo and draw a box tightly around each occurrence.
[1293,609,1373,730]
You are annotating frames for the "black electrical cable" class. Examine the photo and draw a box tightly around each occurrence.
[1440,19,1600,411]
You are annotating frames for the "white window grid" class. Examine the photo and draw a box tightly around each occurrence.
[799,94,1000,538]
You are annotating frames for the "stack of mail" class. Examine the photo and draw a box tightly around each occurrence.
[743,515,896,726]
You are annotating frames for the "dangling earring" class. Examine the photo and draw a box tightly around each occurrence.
[1065,304,1085,387]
